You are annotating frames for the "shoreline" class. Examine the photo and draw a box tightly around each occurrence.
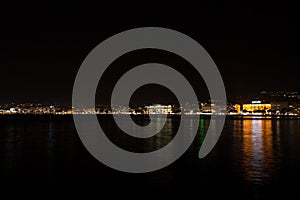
[0,113,299,120]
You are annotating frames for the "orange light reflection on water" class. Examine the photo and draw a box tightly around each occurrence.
[235,119,279,183]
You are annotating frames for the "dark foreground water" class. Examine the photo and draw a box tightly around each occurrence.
[1,115,300,199]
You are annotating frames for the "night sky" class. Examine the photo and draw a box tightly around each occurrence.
[1,3,299,105]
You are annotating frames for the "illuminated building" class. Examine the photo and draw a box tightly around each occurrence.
[9,108,18,113]
[201,103,213,113]
[242,101,271,112]
[234,104,241,114]
[145,105,172,114]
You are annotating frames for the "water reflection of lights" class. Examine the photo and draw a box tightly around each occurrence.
[199,118,205,144]
[236,119,280,183]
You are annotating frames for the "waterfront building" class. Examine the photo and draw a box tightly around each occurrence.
[145,104,172,114]
[242,101,271,113]
[234,104,241,114]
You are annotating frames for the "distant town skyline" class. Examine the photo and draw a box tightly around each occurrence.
[1,90,300,115]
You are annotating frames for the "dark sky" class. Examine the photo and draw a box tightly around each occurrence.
[1,3,300,105]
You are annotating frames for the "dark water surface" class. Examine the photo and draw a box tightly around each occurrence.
[1,115,300,199]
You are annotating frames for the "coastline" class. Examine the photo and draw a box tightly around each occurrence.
[1,113,299,120]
